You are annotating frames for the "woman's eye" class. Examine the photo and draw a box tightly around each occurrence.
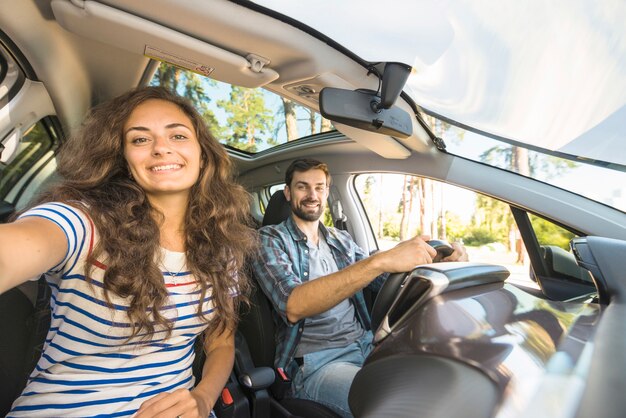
[131,137,149,144]
[172,134,188,140]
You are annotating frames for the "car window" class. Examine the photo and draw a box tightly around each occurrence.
[528,213,575,250]
[354,173,579,285]
[149,62,334,154]
[0,121,55,203]
[422,115,626,214]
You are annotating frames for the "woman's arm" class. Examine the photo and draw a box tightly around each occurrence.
[135,327,235,418]
[0,217,68,295]
[191,327,235,414]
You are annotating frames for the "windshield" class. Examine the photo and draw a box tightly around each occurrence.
[253,0,626,210]
[424,115,626,212]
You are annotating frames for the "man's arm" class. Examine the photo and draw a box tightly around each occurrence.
[286,235,436,323]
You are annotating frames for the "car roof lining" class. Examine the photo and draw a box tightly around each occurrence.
[50,0,431,158]
[52,0,280,88]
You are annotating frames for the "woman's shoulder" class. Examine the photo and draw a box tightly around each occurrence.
[21,201,89,217]
[19,201,95,232]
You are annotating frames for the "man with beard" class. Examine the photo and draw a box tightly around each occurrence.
[251,158,468,417]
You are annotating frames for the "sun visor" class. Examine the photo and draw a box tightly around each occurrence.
[333,123,411,159]
[51,0,279,88]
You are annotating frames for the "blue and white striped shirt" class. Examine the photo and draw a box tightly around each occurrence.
[9,203,215,417]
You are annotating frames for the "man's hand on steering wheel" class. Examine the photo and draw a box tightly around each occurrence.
[442,242,469,262]
[375,235,437,273]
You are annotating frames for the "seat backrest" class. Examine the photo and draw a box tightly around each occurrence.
[262,190,291,227]
[239,190,292,367]
[0,277,50,416]
[238,271,277,368]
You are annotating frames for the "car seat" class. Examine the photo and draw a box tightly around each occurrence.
[0,276,50,416]
[235,190,340,417]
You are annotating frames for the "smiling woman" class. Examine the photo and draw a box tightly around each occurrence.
[123,99,203,206]
[0,87,256,417]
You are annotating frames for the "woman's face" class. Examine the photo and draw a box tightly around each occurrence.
[123,99,203,202]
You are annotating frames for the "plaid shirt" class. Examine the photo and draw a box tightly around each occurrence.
[251,215,387,378]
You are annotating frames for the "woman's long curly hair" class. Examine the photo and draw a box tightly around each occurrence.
[35,86,255,339]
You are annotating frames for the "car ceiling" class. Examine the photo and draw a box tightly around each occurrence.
[1,0,432,160]
[2,0,626,240]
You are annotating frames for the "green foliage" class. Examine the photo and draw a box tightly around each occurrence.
[531,154,579,180]
[480,145,512,168]
[463,226,498,246]
[322,205,333,227]
[0,121,53,198]
[217,86,276,152]
[472,194,511,243]
[151,64,222,138]
[444,212,467,242]
[151,63,336,154]
[530,214,575,250]
[383,222,400,239]
[480,144,578,180]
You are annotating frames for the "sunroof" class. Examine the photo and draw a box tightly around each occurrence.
[149,62,334,154]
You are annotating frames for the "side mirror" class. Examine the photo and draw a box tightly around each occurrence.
[319,62,413,138]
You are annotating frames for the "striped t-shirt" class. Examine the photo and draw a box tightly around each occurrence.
[9,203,216,417]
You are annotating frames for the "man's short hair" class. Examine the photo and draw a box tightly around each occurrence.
[285,158,331,187]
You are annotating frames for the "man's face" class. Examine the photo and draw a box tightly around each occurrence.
[285,168,329,222]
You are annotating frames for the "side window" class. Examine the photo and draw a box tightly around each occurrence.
[1,48,58,216]
[528,214,575,250]
[354,173,579,284]
[0,121,55,203]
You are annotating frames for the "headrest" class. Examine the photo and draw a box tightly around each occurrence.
[262,190,291,226]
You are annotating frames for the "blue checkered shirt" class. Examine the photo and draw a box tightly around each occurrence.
[251,215,387,378]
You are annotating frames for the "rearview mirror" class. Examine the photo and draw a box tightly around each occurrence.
[319,62,413,138]
[320,88,412,138]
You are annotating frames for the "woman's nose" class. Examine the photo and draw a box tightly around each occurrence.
[151,136,172,155]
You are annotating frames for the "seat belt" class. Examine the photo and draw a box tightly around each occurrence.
[331,200,348,231]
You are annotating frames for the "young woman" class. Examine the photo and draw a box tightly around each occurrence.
[0,86,255,417]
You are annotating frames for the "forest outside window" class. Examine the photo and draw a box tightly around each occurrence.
[149,62,334,153]
[354,173,577,285]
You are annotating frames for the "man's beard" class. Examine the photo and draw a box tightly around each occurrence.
[291,199,324,222]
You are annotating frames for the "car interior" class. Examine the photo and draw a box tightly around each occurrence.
[2,1,626,417]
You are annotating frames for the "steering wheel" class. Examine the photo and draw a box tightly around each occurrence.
[370,239,454,333]
[428,239,455,262]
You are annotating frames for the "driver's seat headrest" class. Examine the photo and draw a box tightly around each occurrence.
[262,190,291,226]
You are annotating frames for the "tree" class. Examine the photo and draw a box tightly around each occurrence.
[479,144,578,263]
[218,86,275,152]
[320,116,333,132]
[151,64,222,138]
[281,98,299,141]
[398,176,410,240]
[512,147,529,263]
[418,178,430,238]
[423,115,453,239]
[308,108,317,136]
